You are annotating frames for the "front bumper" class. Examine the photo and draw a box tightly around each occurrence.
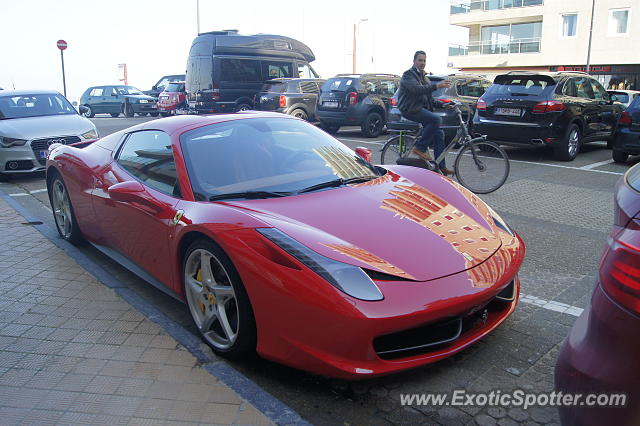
[132,102,158,113]
[0,135,88,173]
[555,284,640,425]
[217,228,525,379]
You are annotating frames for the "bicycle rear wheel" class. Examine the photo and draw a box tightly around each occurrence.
[454,141,509,194]
[380,134,416,165]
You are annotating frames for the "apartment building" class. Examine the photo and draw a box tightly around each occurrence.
[448,0,639,90]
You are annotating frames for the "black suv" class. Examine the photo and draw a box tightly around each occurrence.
[387,73,492,143]
[254,78,325,121]
[316,74,399,137]
[474,71,623,161]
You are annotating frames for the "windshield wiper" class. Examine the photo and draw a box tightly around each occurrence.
[208,191,291,201]
[295,176,377,195]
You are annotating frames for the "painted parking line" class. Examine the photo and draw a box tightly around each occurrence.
[579,159,615,170]
[29,188,48,194]
[8,188,48,196]
[520,293,584,317]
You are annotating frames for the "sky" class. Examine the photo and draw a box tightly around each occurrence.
[1,0,468,103]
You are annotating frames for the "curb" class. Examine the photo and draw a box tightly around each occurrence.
[0,188,310,426]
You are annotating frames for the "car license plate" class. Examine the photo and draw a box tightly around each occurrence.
[495,107,521,117]
[260,96,268,103]
[323,101,339,108]
[160,96,168,100]
[139,100,148,104]
[38,150,47,159]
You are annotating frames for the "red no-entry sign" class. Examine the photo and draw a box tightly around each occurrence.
[57,40,67,50]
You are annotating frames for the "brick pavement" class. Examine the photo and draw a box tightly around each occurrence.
[0,197,273,425]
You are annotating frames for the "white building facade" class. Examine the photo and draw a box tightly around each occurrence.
[448,0,639,89]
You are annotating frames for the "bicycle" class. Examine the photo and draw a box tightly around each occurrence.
[380,102,510,194]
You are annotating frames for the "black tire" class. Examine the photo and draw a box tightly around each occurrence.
[321,123,340,134]
[183,238,256,359]
[290,108,308,121]
[380,134,417,165]
[554,124,581,161]
[361,112,384,138]
[123,102,135,118]
[150,112,159,117]
[83,105,95,118]
[606,139,613,149]
[455,140,510,194]
[612,150,629,164]
[47,173,84,244]
[235,103,251,112]
[110,112,120,118]
[160,112,171,117]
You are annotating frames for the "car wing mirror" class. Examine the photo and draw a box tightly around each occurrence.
[152,85,158,91]
[78,105,88,114]
[355,147,372,163]
[609,94,618,103]
[108,181,146,203]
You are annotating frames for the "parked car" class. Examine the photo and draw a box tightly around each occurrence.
[46,111,524,379]
[608,89,640,109]
[254,78,325,121]
[473,71,623,161]
[157,81,187,117]
[80,85,158,118]
[144,74,185,98]
[0,90,97,178]
[611,94,640,163]
[316,74,400,137]
[387,73,492,143]
[555,162,640,425]
[186,31,319,114]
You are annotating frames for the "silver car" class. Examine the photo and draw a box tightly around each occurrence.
[0,90,98,177]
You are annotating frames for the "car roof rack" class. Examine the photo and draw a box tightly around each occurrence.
[555,71,590,75]
[335,73,398,78]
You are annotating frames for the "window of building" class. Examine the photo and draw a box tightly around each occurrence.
[562,14,577,38]
[480,21,542,54]
[609,8,630,35]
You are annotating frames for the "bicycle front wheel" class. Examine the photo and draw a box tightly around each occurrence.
[380,135,416,165]
[454,141,509,194]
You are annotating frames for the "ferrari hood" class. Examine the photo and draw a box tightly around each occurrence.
[226,169,506,282]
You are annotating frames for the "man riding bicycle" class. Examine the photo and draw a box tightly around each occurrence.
[397,51,454,175]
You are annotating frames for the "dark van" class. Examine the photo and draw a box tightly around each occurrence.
[186,31,319,114]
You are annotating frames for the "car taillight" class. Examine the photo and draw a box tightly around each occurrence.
[390,97,397,107]
[619,111,632,126]
[279,95,287,108]
[438,98,452,103]
[348,92,358,106]
[211,83,220,101]
[601,227,640,315]
[532,100,565,113]
[476,99,487,111]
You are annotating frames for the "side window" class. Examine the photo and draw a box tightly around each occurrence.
[156,77,171,92]
[300,81,318,94]
[105,87,117,97]
[380,80,397,96]
[457,80,490,98]
[220,59,261,82]
[286,82,301,93]
[117,131,180,197]
[262,61,293,79]
[90,88,104,97]
[573,77,595,99]
[297,63,314,79]
[590,79,608,100]
[562,79,577,97]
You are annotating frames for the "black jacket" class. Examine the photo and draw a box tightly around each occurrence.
[397,66,438,116]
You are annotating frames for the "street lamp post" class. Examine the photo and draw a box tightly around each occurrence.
[585,0,595,73]
[352,18,368,74]
[196,0,200,34]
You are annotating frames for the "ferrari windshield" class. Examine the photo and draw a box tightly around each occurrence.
[180,117,382,199]
[0,93,77,120]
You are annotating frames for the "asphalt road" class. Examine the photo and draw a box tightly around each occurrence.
[2,114,639,425]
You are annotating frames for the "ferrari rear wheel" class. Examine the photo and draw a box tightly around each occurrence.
[49,175,83,244]
[183,239,256,358]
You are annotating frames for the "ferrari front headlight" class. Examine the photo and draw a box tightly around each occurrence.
[257,228,384,301]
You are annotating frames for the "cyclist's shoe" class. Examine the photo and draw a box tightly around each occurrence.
[440,167,455,176]
[412,147,433,161]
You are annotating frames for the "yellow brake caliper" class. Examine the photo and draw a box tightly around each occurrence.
[196,269,206,313]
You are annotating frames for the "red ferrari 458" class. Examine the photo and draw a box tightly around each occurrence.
[46,112,525,379]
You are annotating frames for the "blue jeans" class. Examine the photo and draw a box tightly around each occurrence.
[403,108,446,169]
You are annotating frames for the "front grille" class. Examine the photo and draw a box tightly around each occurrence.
[31,136,82,165]
[5,160,34,171]
[373,280,515,360]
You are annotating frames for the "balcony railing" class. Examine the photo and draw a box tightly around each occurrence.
[449,38,541,56]
[451,0,543,14]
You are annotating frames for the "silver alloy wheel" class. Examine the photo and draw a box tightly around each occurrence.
[293,110,307,120]
[51,179,73,239]
[568,128,580,157]
[184,248,239,350]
